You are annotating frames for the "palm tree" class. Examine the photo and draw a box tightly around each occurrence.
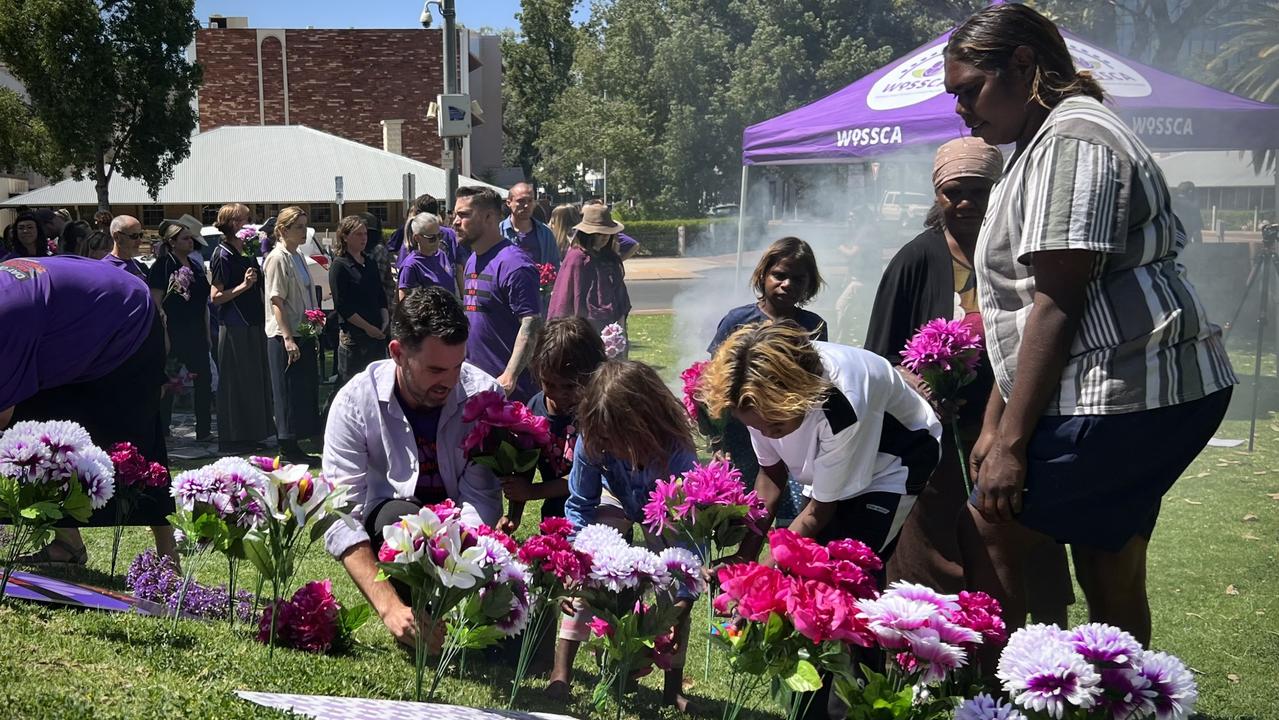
[1208,1,1279,170]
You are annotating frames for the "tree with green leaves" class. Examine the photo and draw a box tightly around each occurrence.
[1208,1,1279,171]
[501,0,579,183]
[0,0,202,211]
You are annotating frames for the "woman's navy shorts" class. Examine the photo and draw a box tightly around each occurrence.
[972,387,1232,552]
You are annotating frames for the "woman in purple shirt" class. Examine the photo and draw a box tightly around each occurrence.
[0,255,175,565]
[396,213,456,299]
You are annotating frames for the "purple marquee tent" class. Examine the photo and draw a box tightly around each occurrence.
[733,26,1279,268]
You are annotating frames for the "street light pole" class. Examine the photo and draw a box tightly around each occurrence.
[440,0,460,217]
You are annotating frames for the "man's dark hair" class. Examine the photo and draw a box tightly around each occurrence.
[412,193,440,215]
[456,186,503,216]
[392,286,470,348]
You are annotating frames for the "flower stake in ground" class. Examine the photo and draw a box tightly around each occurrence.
[241,460,355,655]
[900,317,983,493]
[508,517,591,708]
[461,391,552,528]
[106,443,169,577]
[600,323,627,359]
[643,459,766,678]
[992,622,1197,720]
[168,457,269,627]
[376,502,526,702]
[296,308,327,340]
[256,579,370,654]
[571,524,704,720]
[0,421,114,600]
[538,262,557,294]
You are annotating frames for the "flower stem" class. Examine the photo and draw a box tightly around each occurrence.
[508,601,553,708]
[952,419,973,496]
[227,557,238,627]
[110,503,127,579]
[0,523,31,602]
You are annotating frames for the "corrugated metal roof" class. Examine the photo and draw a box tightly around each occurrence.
[0,125,506,207]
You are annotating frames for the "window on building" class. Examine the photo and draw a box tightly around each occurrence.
[142,206,164,227]
[201,205,219,226]
[366,202,389,224]
[310,203,333,225]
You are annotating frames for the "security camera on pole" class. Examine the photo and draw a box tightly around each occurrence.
[420,0,469,219]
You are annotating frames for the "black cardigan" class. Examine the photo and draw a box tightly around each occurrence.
[863,226,994,428]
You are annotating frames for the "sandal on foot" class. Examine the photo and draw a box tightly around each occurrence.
[18,538,88,567]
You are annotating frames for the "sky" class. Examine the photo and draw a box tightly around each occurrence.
[191,1,589,34]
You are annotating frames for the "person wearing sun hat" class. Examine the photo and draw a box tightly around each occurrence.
[546,203,632,335]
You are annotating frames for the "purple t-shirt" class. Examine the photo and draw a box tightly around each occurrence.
[0,256,154,411]
[102,253,146,280]
[617,232,638,257]
[397,248,456,295]
[395,387,448,504]
[462,239,540,400]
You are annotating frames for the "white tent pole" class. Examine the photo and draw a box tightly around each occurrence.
[735,165,750,285]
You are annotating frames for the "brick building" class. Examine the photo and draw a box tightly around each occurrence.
[192,15,506,183]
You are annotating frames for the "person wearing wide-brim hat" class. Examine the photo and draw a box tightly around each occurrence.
[147,217,215,441]
[547,204,632,334]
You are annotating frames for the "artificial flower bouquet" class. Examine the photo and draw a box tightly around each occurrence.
[106,442,169,577]
[376,500,530,702]
[966,622,1197,720]
[127,549,254,622]
[0,420,115,599]
[236,225,260,259]
[295,309,327,340]
[570,524,704,719]
[900,317,984,493]
[601,322,627,359]
[713,529,883,720]
[244,456,356,651]
[257,579,370,655]
[644,459,768,677]
[537,262,557,293]
[508,517,592,707]
[168,457,269,624]
[461,391,553,476]
[167,264,194,301]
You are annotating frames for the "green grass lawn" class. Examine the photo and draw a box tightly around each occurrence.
[2,313,1277,719]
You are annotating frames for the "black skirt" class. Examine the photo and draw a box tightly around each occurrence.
[13,309,175,527]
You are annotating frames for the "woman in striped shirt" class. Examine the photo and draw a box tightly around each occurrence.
[943,3,1235,645]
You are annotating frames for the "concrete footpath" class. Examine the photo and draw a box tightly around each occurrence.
[625,253,752,281]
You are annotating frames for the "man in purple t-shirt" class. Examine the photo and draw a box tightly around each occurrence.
[102,214,147,279]
[453,186,542,401]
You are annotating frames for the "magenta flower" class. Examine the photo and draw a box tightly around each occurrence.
[768,529,831,581]
[539,517,573,537]
[679,361,709,419]
[256,580,341,653]
[1068,622,1143,667]
[951,590,1007,645]
[461,391,554,474]
[899,317,983,399]
[1137,650,1198,720]
[588,616,613,639]
[787,579,874,646]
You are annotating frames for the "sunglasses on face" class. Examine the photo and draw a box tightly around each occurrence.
[121,231,144,240]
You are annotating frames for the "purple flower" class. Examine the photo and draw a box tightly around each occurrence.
[170,457,268,528]
[126,550,254,621]
[658,547,704,595]
[1069,622,1144,667]
[601,323,627,359]
[998,624,1102,719]
[954,693,1028,720]
[1097,667,1156,719]
[1137,650,1198,720]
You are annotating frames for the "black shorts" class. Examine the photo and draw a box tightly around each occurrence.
[971,388,1232,552]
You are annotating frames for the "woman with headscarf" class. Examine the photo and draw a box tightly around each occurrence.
[210,202,275,454]
[147,219,214,442]
[944,4,1235,642]
[546,204,631,332]
[865,137,1074,625]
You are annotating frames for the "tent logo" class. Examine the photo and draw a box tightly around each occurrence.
[1064,39,1151,98]
[867,42,948,110]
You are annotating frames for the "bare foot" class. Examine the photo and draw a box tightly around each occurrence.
[663,691,696,714]
[544,679,571,702]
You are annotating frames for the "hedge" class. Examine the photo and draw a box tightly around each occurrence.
[622,218,737,257]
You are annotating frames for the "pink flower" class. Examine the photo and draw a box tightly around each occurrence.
[462,391,506,423]
[377,543,399,563]
[287,580,341,652]
[588,617,613,639]
[248,455,280,472]
[768,529,831,581]
[716,563,791,621]
[951,591,1007,645]
[827,559,879,600]
[475,524,518,554]
[538,263,557,288]
[679,361,709,419]
[787,579,874,646]
[899,317,984,399]
[826,538,883,572]
[539,517,573,537]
